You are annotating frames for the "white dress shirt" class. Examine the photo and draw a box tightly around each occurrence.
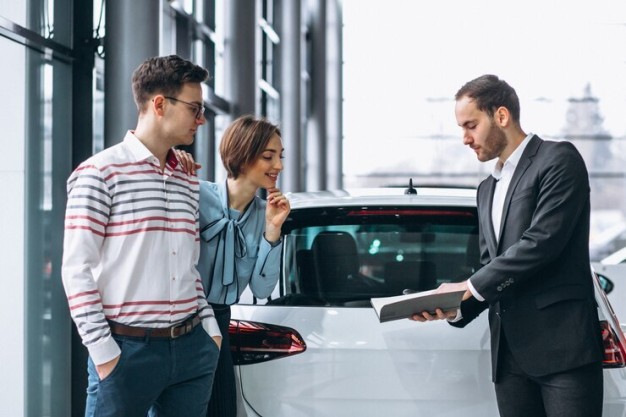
[467,133,534,302]
[62,131,220,365]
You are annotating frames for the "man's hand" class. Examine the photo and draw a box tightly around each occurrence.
[408,280,473,322]
[409,308,458,322]
[436,280,473,301]
[212,335,222,349]
[96,355,120,380]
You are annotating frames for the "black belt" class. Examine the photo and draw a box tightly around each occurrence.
[108,314,201,339]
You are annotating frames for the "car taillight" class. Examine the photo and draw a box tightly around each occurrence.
[228,319,307,365]
[600,321,626,368]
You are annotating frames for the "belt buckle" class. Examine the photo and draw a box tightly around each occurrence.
[170,319,193,339]
[170,323,181,339]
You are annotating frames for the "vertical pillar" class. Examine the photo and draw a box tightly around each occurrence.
[224,0,257,117]
[104,0,160,146]
[305,0,327,191]
[278,0,303,192]
[326,0,343,189]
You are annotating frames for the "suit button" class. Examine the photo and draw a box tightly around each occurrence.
[497,285,503,291]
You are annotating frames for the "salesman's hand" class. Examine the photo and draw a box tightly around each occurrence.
[435,280,473,301]
[409,280,473,322]
[96,355,120,380]
[409,308,458,322]
[212,335,222,349]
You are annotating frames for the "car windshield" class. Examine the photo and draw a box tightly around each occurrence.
[268,206,480,307]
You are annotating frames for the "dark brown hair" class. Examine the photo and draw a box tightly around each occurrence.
[131,55,209,111]
[220,115,282,179]
[455,74,521,123]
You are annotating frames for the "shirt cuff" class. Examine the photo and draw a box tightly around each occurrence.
[201,315,222,338]
[88,334,122,366]
[467,279,485,302]
[447,309,463,323]
[264,233,282,248]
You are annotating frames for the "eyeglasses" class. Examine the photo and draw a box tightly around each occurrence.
[164,96,205,120]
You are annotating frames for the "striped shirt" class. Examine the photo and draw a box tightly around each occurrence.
[62,131,220,365]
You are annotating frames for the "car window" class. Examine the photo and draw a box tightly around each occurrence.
[264,206,480,307]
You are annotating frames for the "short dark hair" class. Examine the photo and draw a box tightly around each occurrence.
[219,115,282,179]
[131,55,209,111]
[455,74,521,123]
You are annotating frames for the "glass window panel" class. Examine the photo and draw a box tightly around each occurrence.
[182,0,194,15]
[238,207,479,306]
[342,0,626,257]
[214,0,226,97]
[0,0,27,27]
[0,34,27,417]
[1,0,71,47]
[24,48,72,417]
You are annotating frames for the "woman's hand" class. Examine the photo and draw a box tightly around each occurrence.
[264,188,291,243]
[174,149,202,175]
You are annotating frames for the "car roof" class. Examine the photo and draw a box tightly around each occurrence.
[285,187,477,209]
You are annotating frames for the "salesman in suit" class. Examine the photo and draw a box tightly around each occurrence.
[411,74,604,417]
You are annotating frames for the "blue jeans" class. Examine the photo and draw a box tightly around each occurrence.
[85,324,219,417]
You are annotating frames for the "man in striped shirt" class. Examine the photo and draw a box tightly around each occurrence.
[62,55,221,417]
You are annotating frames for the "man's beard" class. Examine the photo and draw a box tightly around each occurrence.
[480,123,507,162]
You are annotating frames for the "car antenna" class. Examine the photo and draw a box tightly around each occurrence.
[405,178,417,195]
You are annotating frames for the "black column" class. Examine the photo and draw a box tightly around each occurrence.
[104,0,160,146]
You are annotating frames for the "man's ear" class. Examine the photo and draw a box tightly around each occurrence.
[495,106,510,127]
[151,95,166,116]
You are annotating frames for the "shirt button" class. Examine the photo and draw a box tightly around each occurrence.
[172,251,177,255]
[172,276,176,281]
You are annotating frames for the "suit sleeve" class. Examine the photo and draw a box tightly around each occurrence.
[448,296,489,328]
[470,142,590,304]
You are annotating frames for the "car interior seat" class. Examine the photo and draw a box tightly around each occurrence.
[311,231,361,303]
[384,260,437,295]
[463,230,481,277]
[296,249,317,295]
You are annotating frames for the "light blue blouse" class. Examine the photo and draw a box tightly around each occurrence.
[197,181,282,305]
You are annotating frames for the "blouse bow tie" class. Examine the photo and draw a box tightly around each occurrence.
[200,217,247,304]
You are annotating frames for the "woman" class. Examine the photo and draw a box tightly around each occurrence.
[178,115,290,416]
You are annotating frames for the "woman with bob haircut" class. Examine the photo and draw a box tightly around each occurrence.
[178,114,290,416]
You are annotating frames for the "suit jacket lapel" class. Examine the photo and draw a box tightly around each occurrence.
[480,176,499,259]
[496,135,542,252]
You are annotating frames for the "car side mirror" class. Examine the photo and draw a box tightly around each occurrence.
[596,273,614,294]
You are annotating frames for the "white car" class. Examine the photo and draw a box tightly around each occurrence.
[592,247,626,330]
[601,247,626,265]
[229,186,626,417]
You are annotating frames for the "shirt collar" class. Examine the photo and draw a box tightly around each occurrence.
[123,131,155,162]
[492,132,533,180]
[123,130,180,170]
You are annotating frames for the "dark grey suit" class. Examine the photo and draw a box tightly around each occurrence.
[451,135,604,415]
